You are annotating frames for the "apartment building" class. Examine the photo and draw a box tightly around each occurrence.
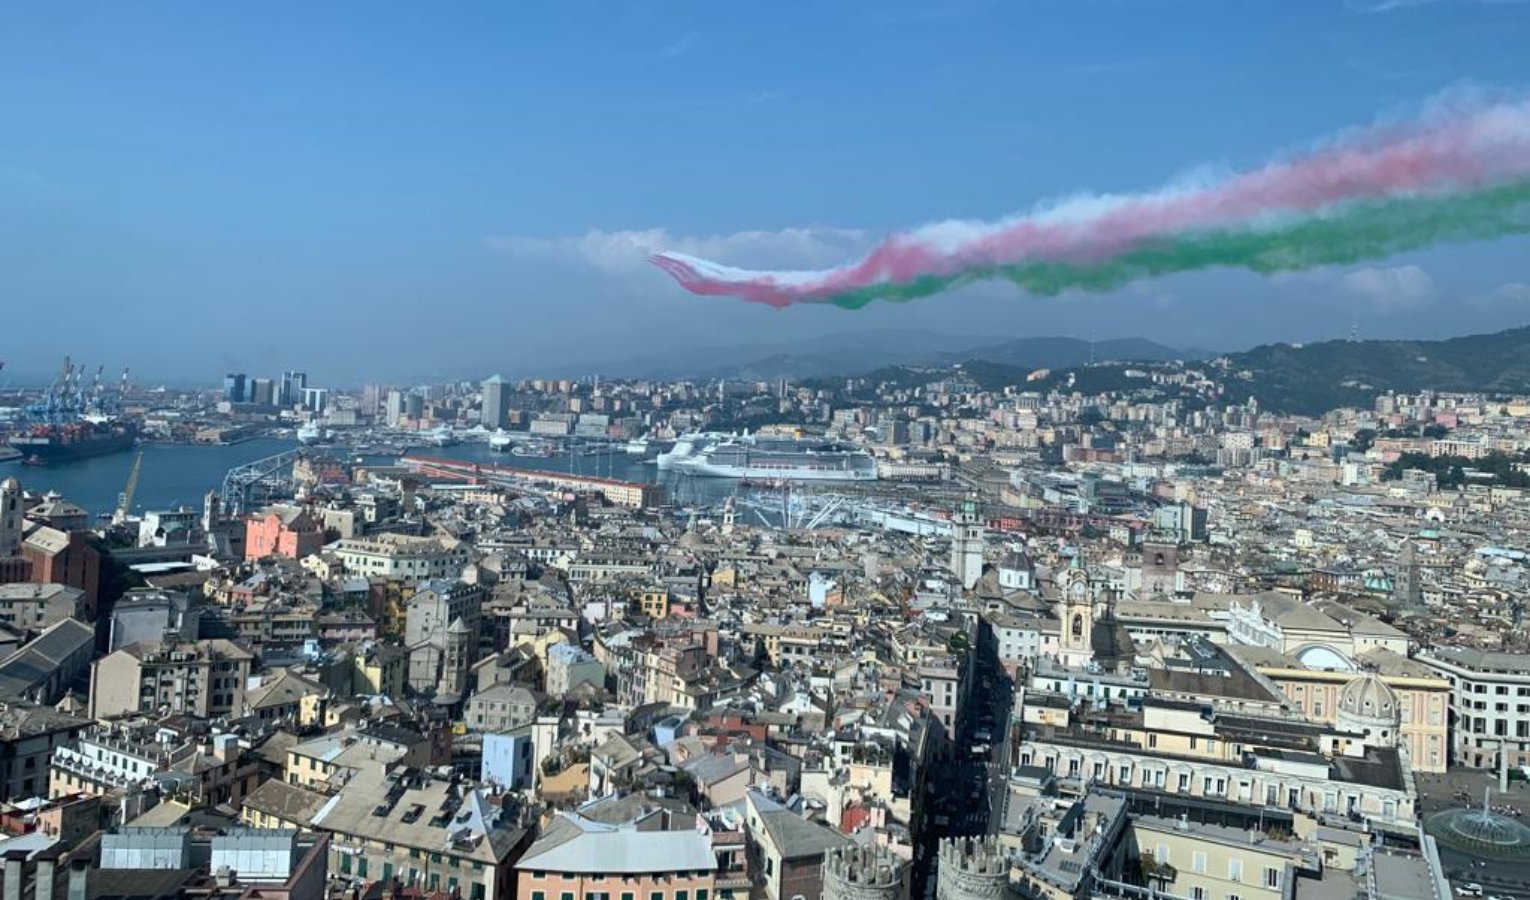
[0,703,89,802]
[49,720,254,806]
[334,534,471,582]
[88,639,255,719]
[1418,645,1530,768]
[307,767,532,899]
[0,583,83,635]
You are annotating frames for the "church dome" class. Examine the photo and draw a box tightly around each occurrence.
[1336,672,1401,747]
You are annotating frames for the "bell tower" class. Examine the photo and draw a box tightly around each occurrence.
[1057,556,1095,668]
[949,496,985,591]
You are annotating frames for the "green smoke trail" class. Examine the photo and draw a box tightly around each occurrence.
[823,178,1530,310]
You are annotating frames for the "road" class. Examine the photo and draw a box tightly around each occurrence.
[909,642,1016,897]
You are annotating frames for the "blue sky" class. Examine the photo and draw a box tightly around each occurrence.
[2,1,1528,385]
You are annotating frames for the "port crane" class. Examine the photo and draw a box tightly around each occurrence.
[115,450,144,524]
[18,356,130,423]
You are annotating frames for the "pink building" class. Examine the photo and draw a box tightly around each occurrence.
[244,505,323,561]
[516,812,718,900]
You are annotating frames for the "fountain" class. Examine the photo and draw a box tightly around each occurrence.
[1424,787,1530,860]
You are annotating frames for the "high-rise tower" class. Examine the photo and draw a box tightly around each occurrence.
[482,374,508,430]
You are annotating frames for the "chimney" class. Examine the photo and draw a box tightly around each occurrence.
[35,850,60,900]
[4,850,27,900]
[68,857,89,900]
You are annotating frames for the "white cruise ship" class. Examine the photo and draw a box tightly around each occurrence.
[677,437,877,481]
[488,429,513,452]
[656,432,729,471]
[296,422,327,445]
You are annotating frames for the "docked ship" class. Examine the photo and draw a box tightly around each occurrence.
[296,422,327,445]
[10,419,137,465]
[488,429,513,452]
[656,432,729,471]
[427,425,458,447]
[677,436,877,481]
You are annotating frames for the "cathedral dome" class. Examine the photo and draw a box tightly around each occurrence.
[1336,672,1401,747]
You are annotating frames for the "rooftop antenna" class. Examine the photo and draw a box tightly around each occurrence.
[1349,314,1359,343]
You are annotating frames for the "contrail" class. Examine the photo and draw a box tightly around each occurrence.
[650,98,1530,309]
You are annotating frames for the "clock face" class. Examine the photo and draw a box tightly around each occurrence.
[1071,580,1087,598]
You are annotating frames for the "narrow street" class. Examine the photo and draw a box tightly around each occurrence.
[912,642,1015,896]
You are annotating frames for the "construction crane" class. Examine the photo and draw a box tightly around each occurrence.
[114,450,144,524]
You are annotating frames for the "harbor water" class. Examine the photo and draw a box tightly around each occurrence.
[0,437,741,519]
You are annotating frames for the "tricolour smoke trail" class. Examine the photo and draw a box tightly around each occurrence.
[648,99,1530,308]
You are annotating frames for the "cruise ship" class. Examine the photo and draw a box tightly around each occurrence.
[656,432,729,471]
[488,429,513,452]
[677,437,877,481]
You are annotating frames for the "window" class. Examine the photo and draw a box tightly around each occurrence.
[1191,889,1205,900]
[677,892,689,900]
[652,892,665,900]
[697,891,709,900]
[1265,867,1281,889]
[533,893,546,900]
[1227,859,1243,882]
[1192,851,1207,874]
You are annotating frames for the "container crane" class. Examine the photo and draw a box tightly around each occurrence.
[114,449,145,524]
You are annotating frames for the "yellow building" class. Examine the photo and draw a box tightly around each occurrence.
[1235,646,1450,773]
[634,587,669,619]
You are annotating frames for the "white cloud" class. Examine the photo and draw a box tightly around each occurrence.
[1351,0,1528,12]
[653,31,698,61]
[0,166,53,193]
[1340,265,1436,312]
[1486,281,1530,303]
[487,226,873,274]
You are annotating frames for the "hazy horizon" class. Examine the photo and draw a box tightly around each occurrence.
[4,3,1529,386]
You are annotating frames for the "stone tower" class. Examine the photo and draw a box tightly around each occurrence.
[822,845,906,900]
[1394,540,1423,611]
[949,497,985,591]
[936,836,1008,900]
[0,476,22,558]
[441,616,471,698]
